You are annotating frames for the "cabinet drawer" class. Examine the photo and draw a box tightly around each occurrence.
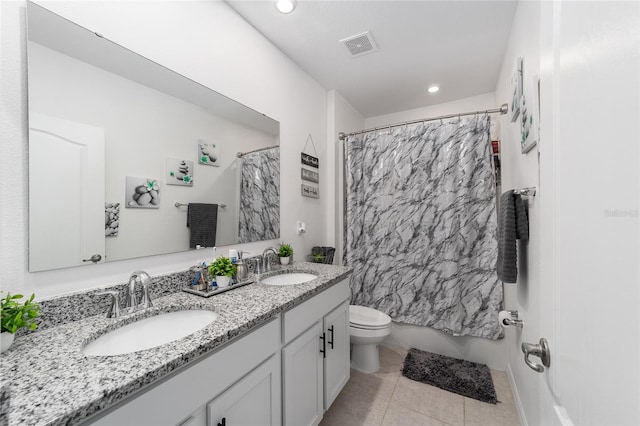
[88,317,280,426]
[283,279,349,344]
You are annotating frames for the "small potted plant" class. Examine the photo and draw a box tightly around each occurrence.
[1,292,40,353]
[311,252,326,263]
[278,242,293,265]
[209,256,235,288]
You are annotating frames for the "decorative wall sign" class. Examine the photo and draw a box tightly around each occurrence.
[126,176,160,208]
[197,139,219,167]
[521,76,540,154]
[301,134,319,198]
[301,183,319,199]
[105,202,120,236]
[166,158,194,186]
[510,57,523,122]
[301,152,319,168]
[301,168,319,183]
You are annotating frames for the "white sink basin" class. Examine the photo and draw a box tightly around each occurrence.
[261,272,318,286]
[83,310,218,356]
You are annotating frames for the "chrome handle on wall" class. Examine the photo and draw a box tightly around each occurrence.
[521,338,551,373]
[82,254,102,263]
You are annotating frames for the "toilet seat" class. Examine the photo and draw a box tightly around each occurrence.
[349,305,392,329]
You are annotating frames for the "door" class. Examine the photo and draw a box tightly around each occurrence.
[207,355,281,426]
[323,301,350,410]
[282,322,324,426]
[538,2,640,425]
[28,113,105,271]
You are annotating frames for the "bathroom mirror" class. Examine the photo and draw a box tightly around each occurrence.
[26,2,280,272]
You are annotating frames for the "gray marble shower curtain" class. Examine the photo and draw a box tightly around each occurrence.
[344,116,503,339]
[238,147,280,243]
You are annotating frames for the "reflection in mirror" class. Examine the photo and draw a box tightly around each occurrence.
[26,2,280,272]
[238,147,280,243]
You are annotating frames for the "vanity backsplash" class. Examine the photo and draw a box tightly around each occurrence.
[25,253,277,335]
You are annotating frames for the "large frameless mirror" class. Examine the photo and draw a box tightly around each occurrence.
[27,2,280,272]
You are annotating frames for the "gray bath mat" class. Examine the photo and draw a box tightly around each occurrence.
[402,348,498,404]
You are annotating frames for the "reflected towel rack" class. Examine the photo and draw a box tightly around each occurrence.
[513,187,536,197]
[175,202,227,209]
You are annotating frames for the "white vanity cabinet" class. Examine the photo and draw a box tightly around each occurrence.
[322,301,350,410]
[206,354,281,426]
[88,318,281,426]
[282,279,350,426]
[85,278,350,426]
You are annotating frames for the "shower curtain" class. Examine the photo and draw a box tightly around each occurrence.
[344,116,503,339]
[238,147,280,243]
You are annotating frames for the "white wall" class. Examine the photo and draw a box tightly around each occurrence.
[494,2,542,425]
[0,0,327,298]
[325,90,364,265]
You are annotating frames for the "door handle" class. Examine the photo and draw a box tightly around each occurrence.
[328,325,334,349]
[82,254,102,263]
[521,338,551,373]
[217,417,226,426]
[319,332,326,358]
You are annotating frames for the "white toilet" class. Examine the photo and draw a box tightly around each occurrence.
[349,305,392,373]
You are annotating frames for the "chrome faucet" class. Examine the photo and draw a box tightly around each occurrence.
[126,270,153,310]
[261,247,278,273]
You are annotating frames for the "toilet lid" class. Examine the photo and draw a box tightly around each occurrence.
[349,305,392,329]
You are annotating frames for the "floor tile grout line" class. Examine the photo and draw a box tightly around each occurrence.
[379,397,392,425]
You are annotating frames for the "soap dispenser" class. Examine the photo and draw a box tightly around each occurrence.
[235,251,249,282]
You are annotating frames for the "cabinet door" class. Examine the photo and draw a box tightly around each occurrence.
[323,301,350,410]
[207,354,281,426]
[282,322,324,426]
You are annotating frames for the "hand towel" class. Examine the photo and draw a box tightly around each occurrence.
[497,191,529,283]
[187,203,218,249]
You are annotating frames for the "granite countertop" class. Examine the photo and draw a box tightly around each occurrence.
[0,262,351,426]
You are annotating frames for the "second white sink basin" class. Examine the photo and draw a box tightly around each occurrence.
[83,309,218,356]
[261,273,318,286]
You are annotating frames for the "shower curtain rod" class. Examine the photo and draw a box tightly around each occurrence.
[236,145,279,158]
[338,103,508,141]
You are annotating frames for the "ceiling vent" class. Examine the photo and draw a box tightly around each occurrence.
[339,31,378,57]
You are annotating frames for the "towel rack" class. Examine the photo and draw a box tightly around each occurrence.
[513,187,536,197]
[175,202,227,209]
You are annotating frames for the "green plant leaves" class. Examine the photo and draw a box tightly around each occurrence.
[1,292,40,334]
[209,256,235,277]
[278,242,293,257]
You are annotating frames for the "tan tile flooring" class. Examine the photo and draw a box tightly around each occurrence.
[320,345,521,426]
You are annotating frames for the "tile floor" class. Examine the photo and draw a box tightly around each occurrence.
[320,345,521,426]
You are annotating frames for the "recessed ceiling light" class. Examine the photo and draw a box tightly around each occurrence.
[428,85,440,94]
[275,0,296,14]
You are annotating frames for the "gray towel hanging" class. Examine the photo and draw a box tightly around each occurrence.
[187,203,218,248]
[497,190,529,283]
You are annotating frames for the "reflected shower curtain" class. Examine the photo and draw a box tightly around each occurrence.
[344,116,503,339]
[238,147,280,243]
